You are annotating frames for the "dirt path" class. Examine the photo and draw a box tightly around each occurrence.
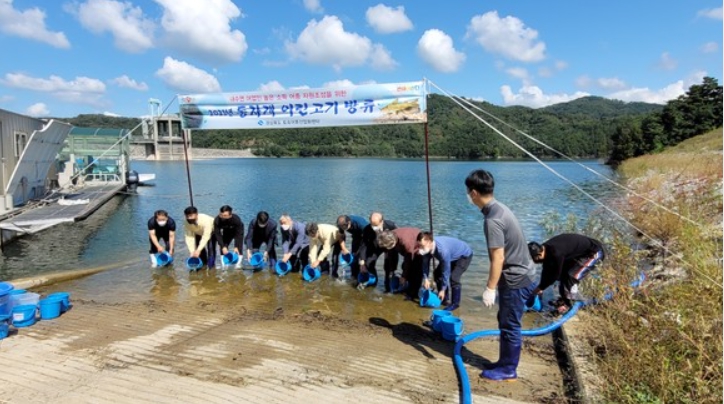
[0,295,565,403]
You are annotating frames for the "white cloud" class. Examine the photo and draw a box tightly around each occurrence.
[71,0,154,53]
[155,57,221,93]
[322,79,356,88]
[697,7,723,20]
[555,60,568,71]
[365,4,413,34]
[657,52,677,71]
[258,80,285,92]
[0,0,70,48]
[103,111,121,117]
[597,77,627,90]
[538,61,567,78]
[369,43,398,70]
[253,47,271,55]
[575,75,592,88]
[1,73,105,93]
[289,85,311,90]
[417,29,465,73]
[25,102,49,117]
[501,84,590,108]
[111,75,148,91]
[262,60,289,68]
[506,67,529,81]
[156,0,247,63]
[303,0,323,13]
[0,95,14,103]
[701,41,718,53]
[467,11,545,63]
[286,15,398,71]
[606,71,707,104]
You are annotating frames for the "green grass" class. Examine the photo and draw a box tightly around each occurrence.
[584,127,722,403]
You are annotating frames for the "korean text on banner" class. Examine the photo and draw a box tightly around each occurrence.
[178,81,427,130]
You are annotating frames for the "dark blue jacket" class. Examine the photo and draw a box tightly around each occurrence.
[281,220,308,255]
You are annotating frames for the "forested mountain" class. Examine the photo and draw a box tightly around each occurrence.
[60,94,663,160]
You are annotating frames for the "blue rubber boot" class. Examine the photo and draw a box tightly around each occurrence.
[444,286,461,311]
[480,342,521,381]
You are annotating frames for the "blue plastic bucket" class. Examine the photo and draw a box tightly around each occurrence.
[47,292,71,312]
[39,297,62,320]
[155,252,173,267]
[440,316,464,337]
[0,314,8,339]
[275,261,292,276]
[186,257,203,271]
[9,289,26,295]
[357,272,377,287]
[419,289,441,308]
[12,304,36,326]
[430,309,453,332]
[222,252,240,266]
[525,295,542,312]
[441,330,460,342]
[339,253,354,267]
[302,265,321,282]
[0,282,14,317]
[249,252,265,268]
[0,315,8,339]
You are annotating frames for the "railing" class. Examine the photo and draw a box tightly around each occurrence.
[84,173,122,183]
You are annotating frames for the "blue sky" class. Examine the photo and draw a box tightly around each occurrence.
[0,0,721,118]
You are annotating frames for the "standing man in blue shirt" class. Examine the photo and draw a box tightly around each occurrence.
[417,232,473,311]
[278,214,309,272]
[465,169,536,382]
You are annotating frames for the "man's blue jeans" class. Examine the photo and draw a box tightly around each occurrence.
[497,281,536,361]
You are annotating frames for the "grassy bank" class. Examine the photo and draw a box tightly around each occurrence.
[585,127,722,403]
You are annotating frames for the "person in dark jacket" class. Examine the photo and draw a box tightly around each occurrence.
[213,205,244,267]
[377,227,422,300]
[358,212,398,291]
[334,214,369,278]
[279,214,309,272]
[245,211,278,270]
[147,210,176,267]
[528,233,605,313]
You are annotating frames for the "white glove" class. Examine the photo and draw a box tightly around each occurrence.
[483,287,497,308]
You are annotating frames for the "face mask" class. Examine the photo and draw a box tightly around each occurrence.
[258,223,267,228]
[281,224,290,231]
[418,248,430,255]
[467,193,475,205]
[372,226,382,232]
[157,220,167,227]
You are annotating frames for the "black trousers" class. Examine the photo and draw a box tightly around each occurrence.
[366,248,399,291]
[149,236,170,254]
[287,246,310,273]
[433,254,472,296]
[194,234,217,267]
[250,236,278,262]
[401,253,423,298]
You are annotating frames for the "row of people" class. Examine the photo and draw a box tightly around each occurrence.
[147,168,606,382]
[146,206,475,311]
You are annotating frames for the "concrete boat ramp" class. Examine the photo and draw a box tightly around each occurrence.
[0,270,567,404]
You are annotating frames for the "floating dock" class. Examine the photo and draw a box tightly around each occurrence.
[0,183,125,244]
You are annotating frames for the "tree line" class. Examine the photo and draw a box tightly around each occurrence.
[61,76,722,164]
[607,76,723,165]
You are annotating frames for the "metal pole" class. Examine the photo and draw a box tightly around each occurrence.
[424,121,434,235]
[182,129,194,207]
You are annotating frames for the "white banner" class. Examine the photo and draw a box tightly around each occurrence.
[178,81,427,130]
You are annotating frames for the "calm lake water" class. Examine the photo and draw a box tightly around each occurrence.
[0,158,618,323]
